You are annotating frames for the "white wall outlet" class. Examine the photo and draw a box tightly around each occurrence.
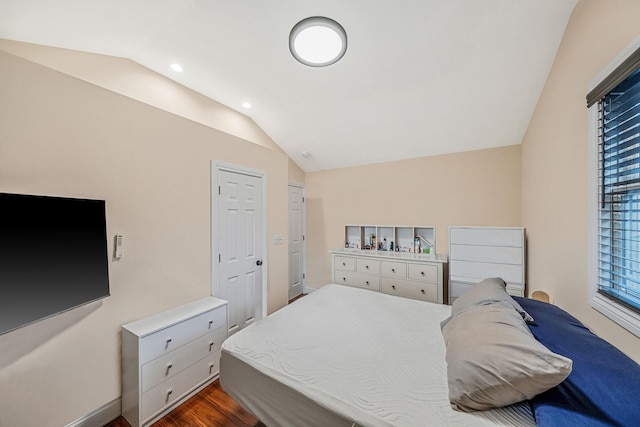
[274,234,283,245]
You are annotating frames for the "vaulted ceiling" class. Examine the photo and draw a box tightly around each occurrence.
[0,0,578,172]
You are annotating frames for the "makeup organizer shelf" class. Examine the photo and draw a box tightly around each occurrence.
[344,225,436,254]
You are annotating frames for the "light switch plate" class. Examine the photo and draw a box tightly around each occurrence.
[274,234,283,245]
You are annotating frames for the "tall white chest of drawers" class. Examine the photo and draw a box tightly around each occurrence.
[448,226,526,304]
[121,297,228,427]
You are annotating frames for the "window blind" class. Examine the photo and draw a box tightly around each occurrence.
[598,67,640,311]
[587,47,640,108]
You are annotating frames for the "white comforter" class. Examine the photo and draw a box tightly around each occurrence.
[221,284,535,427]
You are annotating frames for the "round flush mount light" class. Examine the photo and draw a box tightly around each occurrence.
[289,16,347,67]
[170,63,183,72]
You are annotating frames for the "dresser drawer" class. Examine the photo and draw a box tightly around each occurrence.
[334,255,356,271]
[141,351,220,423]
[140,306,227,364]
[381,278,438,303]
[380,261,407,278]
[141,326,227,392]
[449,281,475,303]
[449,280,524,305]
[506,285,525,297]
[407,263,438,282]
[449,260,524,285]
[334,271,380,291]
[356,258,380,274]
[450,244,523,265]
[449,228,523,247]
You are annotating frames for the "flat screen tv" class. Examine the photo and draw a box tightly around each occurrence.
[0,193,110,335]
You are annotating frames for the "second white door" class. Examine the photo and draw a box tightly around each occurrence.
[288,184,304,300]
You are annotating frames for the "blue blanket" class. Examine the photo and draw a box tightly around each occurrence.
[514,297,640,427]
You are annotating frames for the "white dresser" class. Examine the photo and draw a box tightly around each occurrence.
[331,249,448,304]
[121,297,228,427]
[448,226,526,304]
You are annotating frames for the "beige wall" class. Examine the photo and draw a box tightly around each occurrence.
[0,48,290,426]
[522,0,640,361]
[305,145,522,289]
[0,39,284,155]
[288,158,306,184]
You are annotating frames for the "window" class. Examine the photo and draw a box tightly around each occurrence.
[588,37,640,337]
[597,69,640,309]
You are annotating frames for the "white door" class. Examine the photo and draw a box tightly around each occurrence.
[216,168,264,335]
[288,184,304,300]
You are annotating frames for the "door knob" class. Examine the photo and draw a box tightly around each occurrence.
[256,259,263,266]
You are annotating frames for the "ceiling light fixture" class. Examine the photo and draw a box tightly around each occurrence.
[170,63,183,72]
[289,16,347,67]
[242,102,252,109]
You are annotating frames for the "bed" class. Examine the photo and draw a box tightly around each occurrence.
[220,282,640,427]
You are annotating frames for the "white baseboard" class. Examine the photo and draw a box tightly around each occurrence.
[304,286,318,293]
[65,397,121,427]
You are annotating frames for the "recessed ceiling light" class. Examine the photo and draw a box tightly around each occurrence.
[170,63,183,72]
[242,102,252,109]
[290,17,347,67]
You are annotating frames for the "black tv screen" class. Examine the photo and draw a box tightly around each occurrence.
[0,193,110,335]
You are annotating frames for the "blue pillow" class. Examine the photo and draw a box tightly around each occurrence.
[514,296,640,427]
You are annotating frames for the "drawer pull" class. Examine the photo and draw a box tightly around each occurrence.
[365,281,370,286]
[391,268,395,273]
[342,277,346,281]
[365,265,369,269]
[421,271,425,276]
[391,285,396,290]
[342,262,346,266]
[421,289,425,294]
[209,363,215,374]
[209,320,214,328]
[209,342,214,351]
[165,338,172,348]
[166,389,173,401]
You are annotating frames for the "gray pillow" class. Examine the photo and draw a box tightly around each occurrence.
[442,302,572,412]
[451,277,533,322]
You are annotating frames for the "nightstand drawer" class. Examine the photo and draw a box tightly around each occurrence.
[140,306,227,364]
[380,261,407,278]
[141,326,227,392]
[407,263,438,282]
[334,256,356,271]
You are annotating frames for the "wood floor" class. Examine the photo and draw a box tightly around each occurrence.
[104,379,265,427]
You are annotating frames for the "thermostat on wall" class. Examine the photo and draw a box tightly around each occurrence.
[114,234,123,260]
